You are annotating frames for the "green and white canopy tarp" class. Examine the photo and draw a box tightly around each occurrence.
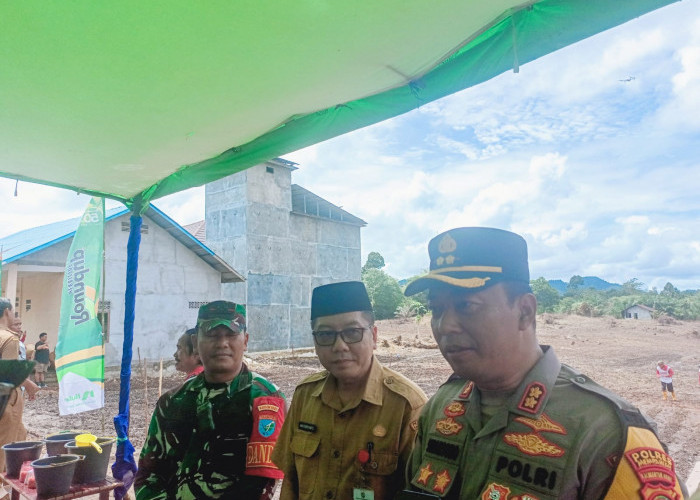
[1,0,677,207]
[3,2,680,496]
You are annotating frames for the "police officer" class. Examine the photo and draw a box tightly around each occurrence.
[135,301,285,500]
[401,227,687,499]
[272,281,427,499]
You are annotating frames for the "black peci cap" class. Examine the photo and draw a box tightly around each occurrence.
[405,227,530,296]
[311,281,373,320]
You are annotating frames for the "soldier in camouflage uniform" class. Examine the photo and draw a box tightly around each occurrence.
[135,301,286,500]
[400,228,687,499]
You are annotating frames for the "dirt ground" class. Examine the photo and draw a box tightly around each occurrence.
[22,314,700,489]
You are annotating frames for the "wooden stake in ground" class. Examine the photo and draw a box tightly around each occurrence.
[158,357,163,398]
[138,347,149,422]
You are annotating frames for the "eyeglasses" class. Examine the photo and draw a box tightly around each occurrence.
[312,327,368,346]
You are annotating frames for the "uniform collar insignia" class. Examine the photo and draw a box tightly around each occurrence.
[517,382,547,414]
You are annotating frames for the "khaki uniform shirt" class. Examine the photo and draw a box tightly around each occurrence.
[272,356,427,500]
[406,346,686,499]
[0,326,26,472]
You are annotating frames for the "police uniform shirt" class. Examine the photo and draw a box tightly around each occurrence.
[272,356,427,500]
[406,346,686,499]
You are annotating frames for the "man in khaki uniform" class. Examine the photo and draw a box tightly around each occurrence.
[401,227,687,499]
[0,297,28,473]
[272,281,427,500]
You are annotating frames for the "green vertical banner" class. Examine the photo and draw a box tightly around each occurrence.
[56,196,105,415]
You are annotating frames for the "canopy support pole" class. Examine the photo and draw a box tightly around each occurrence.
[111,205,144,499]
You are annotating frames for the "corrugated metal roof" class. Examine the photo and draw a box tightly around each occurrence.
[291,185,366,226]
[0,204,243,283]
[0,206,127,263]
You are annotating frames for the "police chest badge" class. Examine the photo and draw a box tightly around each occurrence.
[481,482,511,500]
[436,417,463,436]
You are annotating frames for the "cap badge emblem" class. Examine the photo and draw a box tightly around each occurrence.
[438,233,457,254]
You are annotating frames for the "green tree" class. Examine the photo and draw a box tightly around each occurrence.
[530,277,560,313]
[661,282,680,297]
[362,268,404,320]
[362,251,385,271]
[622,278,645,295]
[566,275,584,295]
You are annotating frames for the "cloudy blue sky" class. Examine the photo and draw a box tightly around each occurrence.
[2,1,699,290]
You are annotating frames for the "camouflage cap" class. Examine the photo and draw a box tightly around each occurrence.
[405,227,530,296]
[197,300,246,333]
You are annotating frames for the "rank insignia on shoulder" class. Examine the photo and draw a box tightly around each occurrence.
[517,382,546,414]
[514,414,566,435]
[432,469,452,494]
[458,381,474,399]
[443,401,466,417]
[436,417,463,436]
[503,432,564,457]
[480,482,511,500]
[298,421,317,433]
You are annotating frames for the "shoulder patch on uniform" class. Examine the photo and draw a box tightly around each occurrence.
[382,366,428,409]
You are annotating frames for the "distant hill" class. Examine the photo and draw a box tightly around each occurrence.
[548,277,621,295]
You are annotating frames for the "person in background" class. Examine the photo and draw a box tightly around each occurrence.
[402,227,687,499]
[272,281,427,500]
[135,301,286,500]
[33,332,50,388]
[656,360,676,401]
[0,298,29,473]
[174,328,203,381]
[7,315,38,399]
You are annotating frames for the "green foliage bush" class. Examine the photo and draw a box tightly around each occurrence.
[362,268,404,320]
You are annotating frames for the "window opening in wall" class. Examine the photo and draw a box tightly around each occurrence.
[266,166,274,174]
[189,301,208,309]
[121,221,149,234]
[25,299,31,312]
[634,313,638,319]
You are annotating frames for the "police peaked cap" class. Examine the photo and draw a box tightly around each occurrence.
[405,227,530,296]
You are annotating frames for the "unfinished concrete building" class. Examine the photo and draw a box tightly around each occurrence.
[202,159,366,350]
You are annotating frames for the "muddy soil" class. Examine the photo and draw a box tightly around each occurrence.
[22,315,700,491]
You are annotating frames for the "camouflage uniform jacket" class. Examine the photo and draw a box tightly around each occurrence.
[135,364,285,500]
[406,346,687,499]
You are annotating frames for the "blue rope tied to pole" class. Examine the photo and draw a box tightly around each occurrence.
[111,213,142,499]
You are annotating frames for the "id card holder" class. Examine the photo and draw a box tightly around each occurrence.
[353,488,375,500]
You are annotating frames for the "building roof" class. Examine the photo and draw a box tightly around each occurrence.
[623,304,656,312]
[0,204,243,283]
[183,220,206,243]
[291,185,366,226]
